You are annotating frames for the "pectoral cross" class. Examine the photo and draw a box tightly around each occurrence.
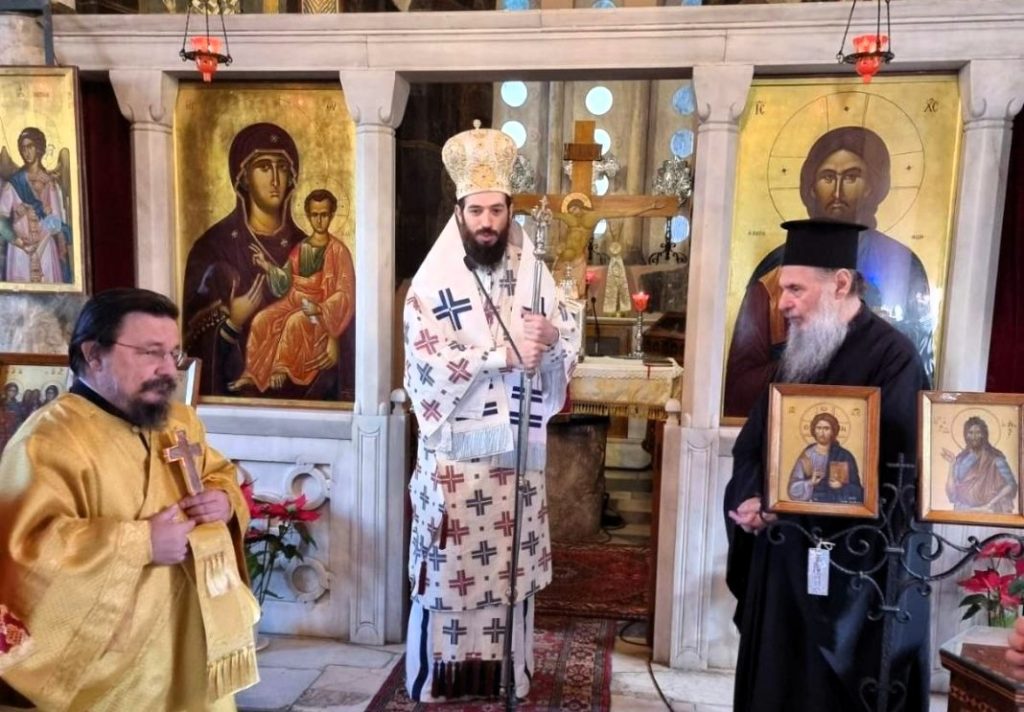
[163,429,204,496]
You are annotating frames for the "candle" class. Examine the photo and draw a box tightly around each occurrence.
[631,291,649,312]
[585,268,597,286]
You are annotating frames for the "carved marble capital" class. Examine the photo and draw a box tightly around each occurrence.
[692,65,754,127]
[109,69,178,129]
[340,70,410,129]
[959,59,1024,128]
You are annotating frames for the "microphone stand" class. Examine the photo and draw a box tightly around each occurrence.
[501,197,551,711]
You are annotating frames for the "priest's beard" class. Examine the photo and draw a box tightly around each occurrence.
[458,217,510,269]
[127,375,177,428]
[778,294,849,384]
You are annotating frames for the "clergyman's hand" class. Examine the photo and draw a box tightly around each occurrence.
[180,489,232,524]
[521,313,558,347]
[518,339,546,373]
[1006,616,1024,677]
[727,496,776,535]
[148,504,196,565]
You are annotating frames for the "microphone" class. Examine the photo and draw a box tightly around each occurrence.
[463,255,526,369]
[590,295,601,357]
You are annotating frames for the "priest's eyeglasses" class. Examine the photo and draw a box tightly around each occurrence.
[112,341,187,368]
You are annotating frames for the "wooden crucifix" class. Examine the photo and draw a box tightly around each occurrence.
[511,120,680,299]
[163,429,204,496]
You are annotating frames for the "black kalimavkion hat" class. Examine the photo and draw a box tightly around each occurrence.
[780,218,865,270]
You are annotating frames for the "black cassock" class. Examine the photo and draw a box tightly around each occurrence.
[725,304,931,712]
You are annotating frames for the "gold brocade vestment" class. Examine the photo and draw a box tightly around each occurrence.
[0,394,253,711]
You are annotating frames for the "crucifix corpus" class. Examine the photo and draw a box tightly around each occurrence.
[163,429,204,496]
[512,120,680,299]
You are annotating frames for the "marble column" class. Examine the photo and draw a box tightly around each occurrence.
[654,65,753,667]
[939,59,1024,392]
[109,70,179,299]
[340,69,410,645]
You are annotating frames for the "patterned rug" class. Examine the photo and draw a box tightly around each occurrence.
[536,543,651,621]
[365,615,617,711]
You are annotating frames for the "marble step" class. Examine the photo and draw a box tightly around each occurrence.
[605,470,654,494]
[605,438,652,470]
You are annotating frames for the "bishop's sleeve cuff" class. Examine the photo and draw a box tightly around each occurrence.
[539,340,566,372]
[481,346,511,376]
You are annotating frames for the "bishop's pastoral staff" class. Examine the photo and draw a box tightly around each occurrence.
[402,121,581,703]
[0,288,259,711]
[725,219,931,712]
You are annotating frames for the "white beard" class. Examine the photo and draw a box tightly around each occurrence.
[778,294,849,384]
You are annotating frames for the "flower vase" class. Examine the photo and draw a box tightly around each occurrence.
[987,607,1017,629]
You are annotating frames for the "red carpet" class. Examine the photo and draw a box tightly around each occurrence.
[536,543,651,621]
[365,615,616,711]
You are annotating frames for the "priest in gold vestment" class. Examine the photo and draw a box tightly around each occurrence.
[0,289,259,711]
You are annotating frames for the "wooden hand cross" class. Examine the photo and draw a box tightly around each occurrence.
[163,429,204,496]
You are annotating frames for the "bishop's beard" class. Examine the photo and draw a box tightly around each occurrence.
[459,218,510,269]
[778,294,849,384]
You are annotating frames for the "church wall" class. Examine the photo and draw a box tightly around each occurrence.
[46,0,1024,666]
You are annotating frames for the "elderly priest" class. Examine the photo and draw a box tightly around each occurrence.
[725,219,931,712]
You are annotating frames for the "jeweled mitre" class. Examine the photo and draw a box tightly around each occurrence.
[442,120,517,199]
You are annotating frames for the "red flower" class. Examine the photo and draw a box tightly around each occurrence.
[980,540,1022,559]
[958,569,1002,593]
[264,502,290,519]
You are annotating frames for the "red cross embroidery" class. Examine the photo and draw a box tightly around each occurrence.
[433,465,465,493]
[538,547,553,571]
[414,330,439,355]
[493,511,515,537]
[447,518,470,545]
[490,467,515,486]
[448,569,476,595]
[447,358,471,383]
[421,399,441,421]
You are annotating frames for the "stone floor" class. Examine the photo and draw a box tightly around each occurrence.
[237,627,950,711]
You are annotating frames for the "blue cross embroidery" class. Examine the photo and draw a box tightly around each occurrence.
[483,617,505,643]
[477,590,501,608]
[427,548,448,572]
[418,485,430,508]
[417,362,434,386]
[432,288,473,331]
[471,540,498,566]
[433,597,453,611]
[443,616,470,642]
[520,531,540,556]
[521,481,538,507]
[465,489,494,516]
[499,269,517,296]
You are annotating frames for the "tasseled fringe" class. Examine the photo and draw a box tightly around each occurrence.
[450,425,514,462]
[417,561,427,596]
[430,658,503,700]
[200,551,240,598]
[439,512,449,550]
[207,643,259,701]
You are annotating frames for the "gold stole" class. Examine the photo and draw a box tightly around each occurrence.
[164,429,260,701]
